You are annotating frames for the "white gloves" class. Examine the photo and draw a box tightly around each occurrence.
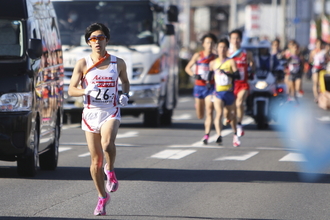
[84,84,98,95]
[119,94,129,106]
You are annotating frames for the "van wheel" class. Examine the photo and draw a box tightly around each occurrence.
[17,127,39,177]
[143,109,160,127]
[39,123,59,170]
[160,108,172,126]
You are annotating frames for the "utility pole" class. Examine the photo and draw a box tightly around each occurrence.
[281,0,287,46]
[320,0,326,17]
[230,0,238,30]
[271,0,277,39]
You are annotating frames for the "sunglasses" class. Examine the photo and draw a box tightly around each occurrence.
[88,35,107,42]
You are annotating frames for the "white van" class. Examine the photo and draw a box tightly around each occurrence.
[52,0,179,127]
[0,0,63,176]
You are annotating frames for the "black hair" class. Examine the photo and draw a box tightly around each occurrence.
[218,38,229,48]
[229,29,242,40]
[200,33,217,44]
[272,38,280,45]
[85,23,110,43]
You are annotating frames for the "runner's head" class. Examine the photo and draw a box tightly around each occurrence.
[229,29,242,49]
[315,38,325,50]
[217,38,229,57]
[200,33,217,53]
[85,23,110,44]
[290,41,299,55]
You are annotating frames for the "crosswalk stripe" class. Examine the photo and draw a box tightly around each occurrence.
[150,149,196,159]
[78,152,91,158]
[172,114,192,120]
[59,147,71,153]
[215,151,259,161]
[279,153,306,162]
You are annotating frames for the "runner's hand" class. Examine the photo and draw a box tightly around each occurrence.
[84,84,98,95]
[119,94,129,106]
[194,74,202,80]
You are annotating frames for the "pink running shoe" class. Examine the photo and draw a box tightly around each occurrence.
[202,134,209,145]
[233,135,241,147]
[104,163,119,193]
[94,192,110,216]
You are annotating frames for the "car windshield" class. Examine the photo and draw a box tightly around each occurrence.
[0,19,23,58]
[53,1,155,46]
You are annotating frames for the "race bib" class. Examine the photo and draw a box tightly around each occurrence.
[90,87,116,105]
[215,71,229,86]
[196,65,209,80]
[289,63,299,74]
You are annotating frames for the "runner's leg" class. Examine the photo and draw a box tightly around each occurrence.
[100,119,120,171]
[195,98,205,119]
[204,95,214,135]
[312,71,319,101]
[235,89,248,123]
[213,97,224,136]
[85,131,106,198]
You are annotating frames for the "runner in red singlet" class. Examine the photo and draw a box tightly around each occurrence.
[228,29,254,137]
[185,33,217,144]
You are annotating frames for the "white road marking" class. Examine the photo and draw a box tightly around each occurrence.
[317,116,330,122]
[172,114,192,120]
[168,145,223,149]
[191,117,254,147]
[150,149,196,159]
[279,153,306,162]
[78,152,91,158]
[59,147,72,153]
[178,97,192,103]
[62,124,80,130]
[117,131,138,139]
[61,143,87,146]
[215,151,259,161]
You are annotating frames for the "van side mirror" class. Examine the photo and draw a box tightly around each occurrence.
[167,5,178,22]
[27,38,43,59]
[165,24,175,36]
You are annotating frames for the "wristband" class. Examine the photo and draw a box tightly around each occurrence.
[123,93,130,98]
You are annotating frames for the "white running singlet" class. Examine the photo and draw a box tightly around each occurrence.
[81,55,121,133]
[82,55,119,110]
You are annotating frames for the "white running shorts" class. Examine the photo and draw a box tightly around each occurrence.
[82,107,121,133]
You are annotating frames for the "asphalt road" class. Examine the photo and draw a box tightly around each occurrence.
[1,79,330,220]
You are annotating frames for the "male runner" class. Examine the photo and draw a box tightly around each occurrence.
[228,29,254,137]
[185,33,217,144]
[210,38,241,147]
[68,23,130,216]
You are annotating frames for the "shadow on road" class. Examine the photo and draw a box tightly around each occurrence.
[0,216,282,220]
[0,165,329,184]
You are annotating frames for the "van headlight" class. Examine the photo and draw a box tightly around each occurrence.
[255,81,268,90]
[0,92,32,112]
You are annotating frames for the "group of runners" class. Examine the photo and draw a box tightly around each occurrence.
[185,29,253,148]
[66,21,330,216]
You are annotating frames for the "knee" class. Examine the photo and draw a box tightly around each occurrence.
[90,156,103,170]
[102,139,115,153]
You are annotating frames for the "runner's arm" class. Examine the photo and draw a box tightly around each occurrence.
[68,58,87,97]
[247,51,255,72]
[184,52,199,77]
[118,58,130,94]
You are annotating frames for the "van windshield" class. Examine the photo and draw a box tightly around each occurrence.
[53,1,156,46]
[0,19,23,58]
